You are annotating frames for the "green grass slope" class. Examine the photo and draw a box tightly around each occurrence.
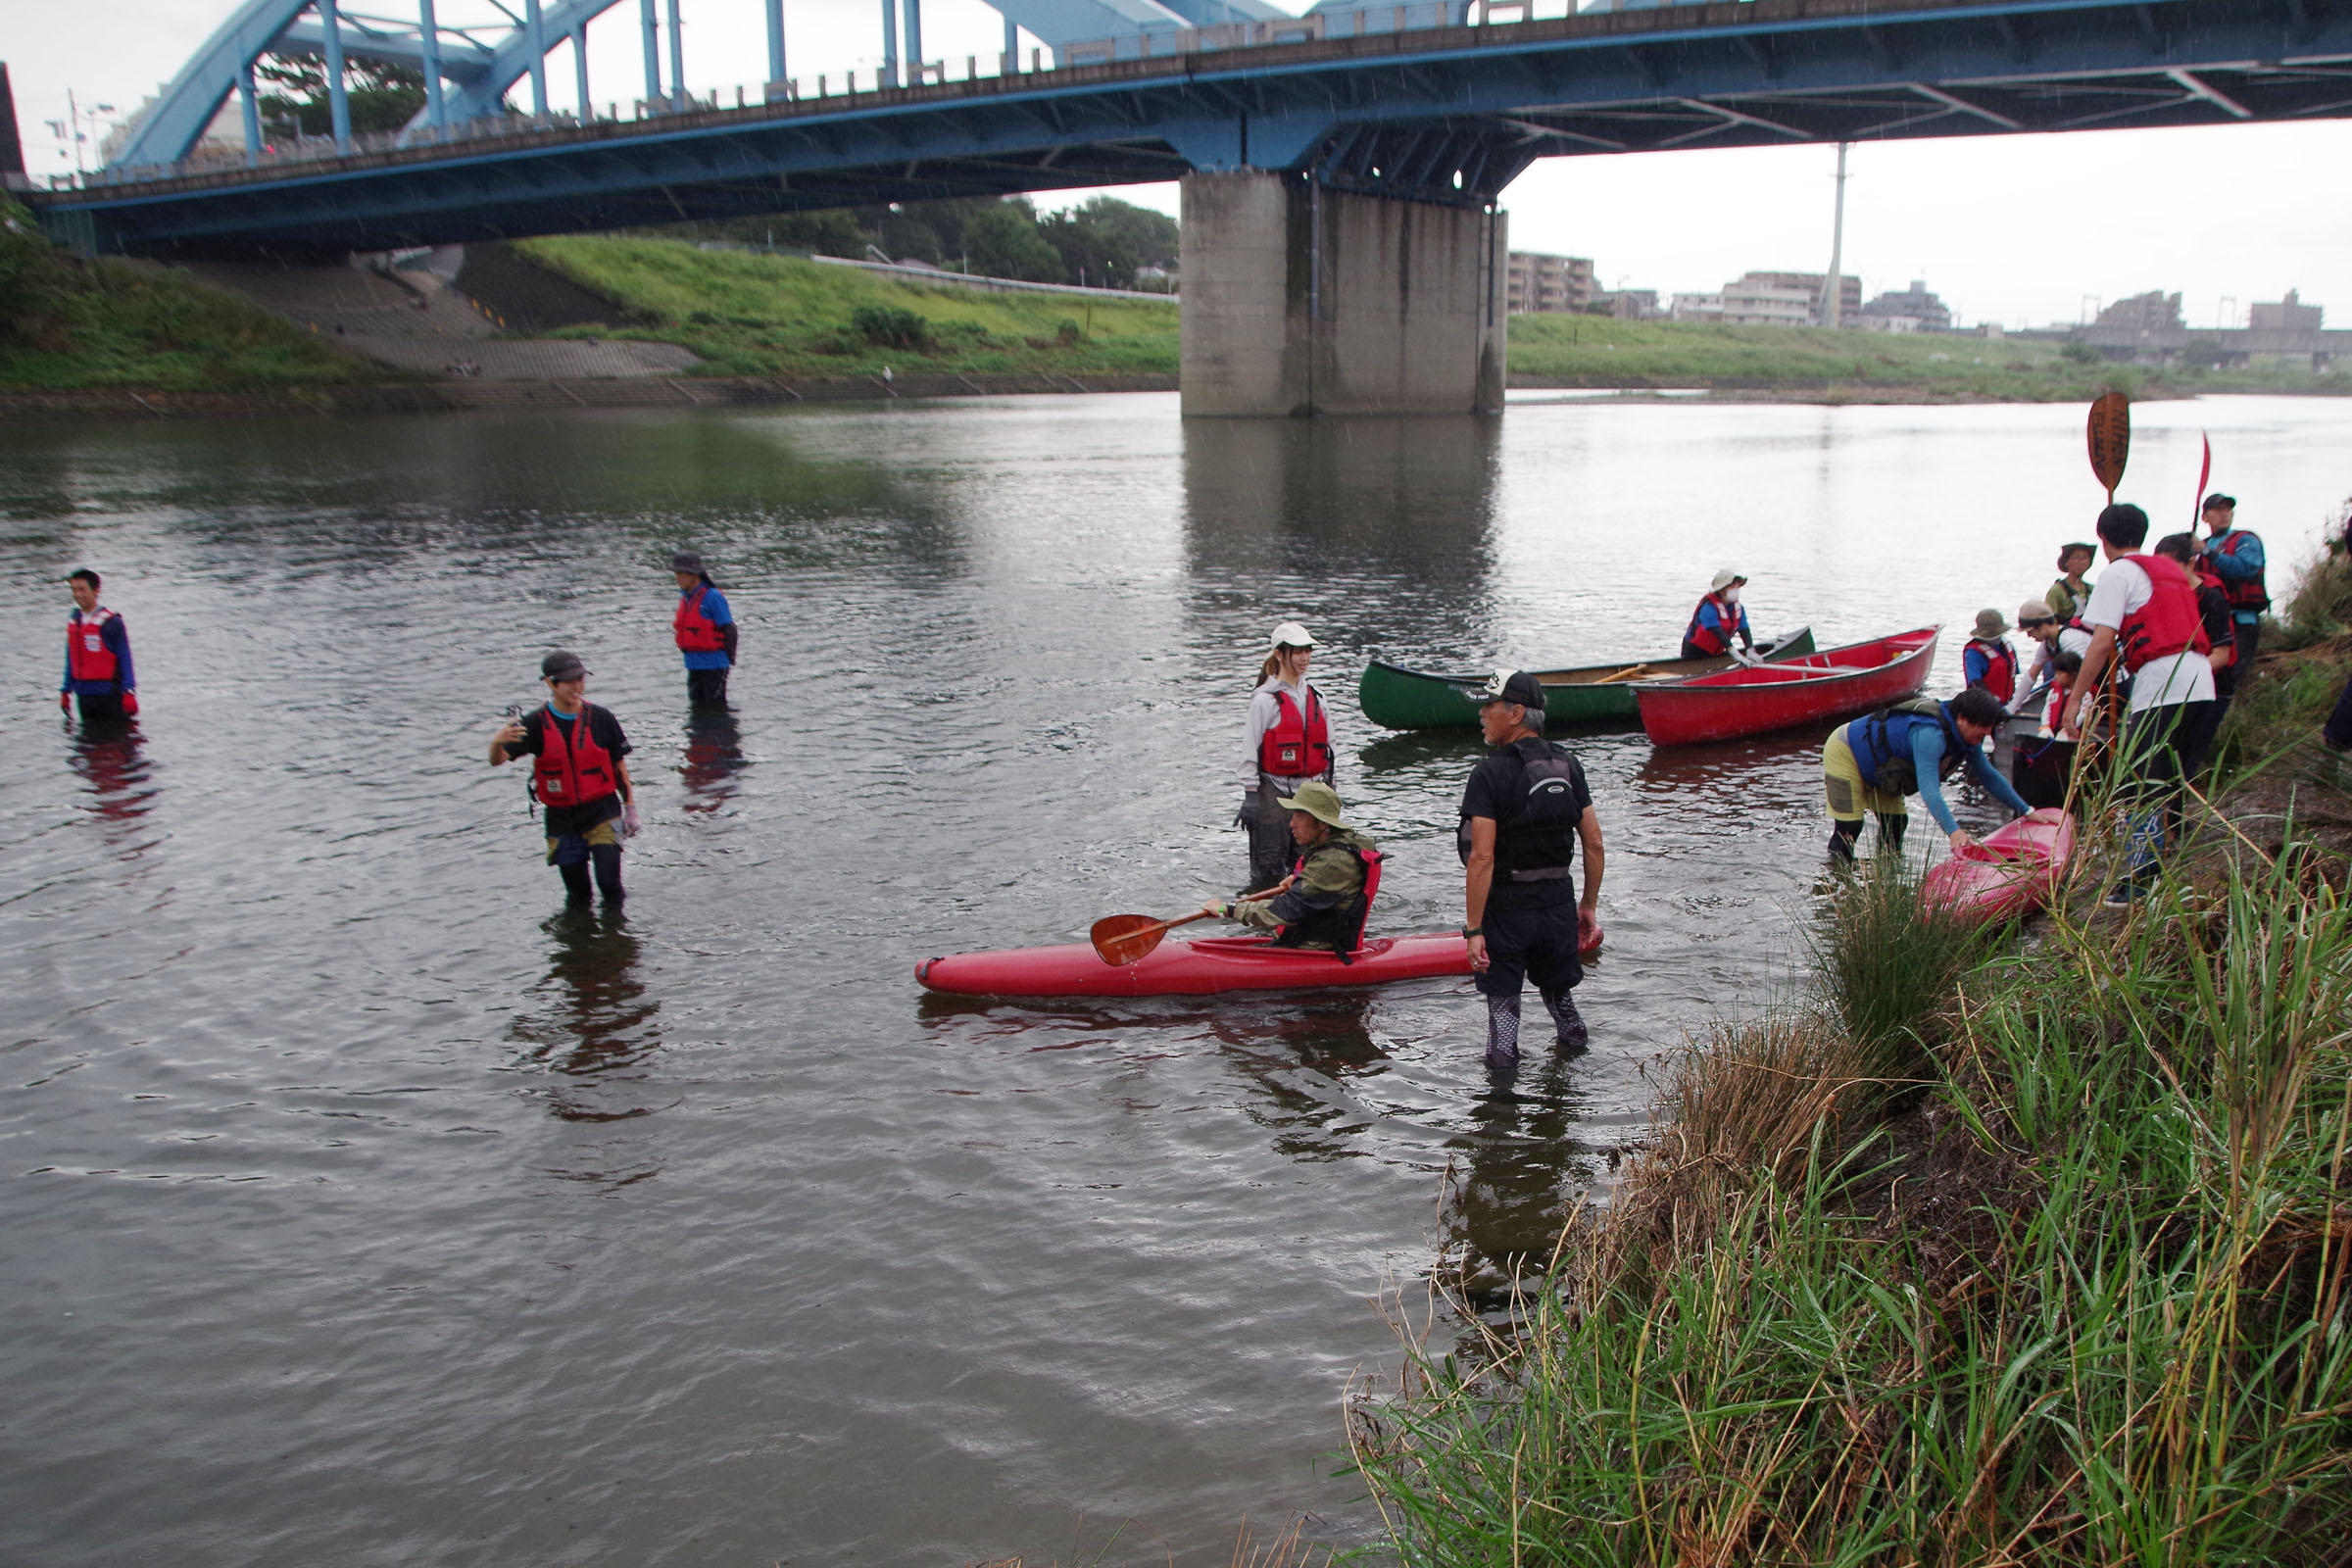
[0,199,378,391]
[513,236,1179,377]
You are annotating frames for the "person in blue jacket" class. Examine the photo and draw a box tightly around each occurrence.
[59,567,137,726]
[669,550,737,707]
[1820,686,2032,859]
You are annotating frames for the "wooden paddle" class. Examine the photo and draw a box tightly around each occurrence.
[1090,886,1285,966]
[2087,391,2130,503]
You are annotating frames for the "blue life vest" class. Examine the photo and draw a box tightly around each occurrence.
[1845,699,1967,797]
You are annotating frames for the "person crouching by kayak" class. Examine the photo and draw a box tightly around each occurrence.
[61,568,137,727]
[1199,782,1380,956]
[670,550,737,708]
[1461,670,1604,1080]
[1235,621,1336,895]
[489,651,640,906]
[1823,687,2031,860]
[1682,569,1754,662]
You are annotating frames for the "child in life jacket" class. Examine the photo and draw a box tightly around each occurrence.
[2040,651,2083,736]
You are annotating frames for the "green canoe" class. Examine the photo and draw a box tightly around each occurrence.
[1356,627,1818,730]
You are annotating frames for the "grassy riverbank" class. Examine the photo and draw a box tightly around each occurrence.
[1506,314,2350,401]
[511,236,1180,379]
[1351,573,2352,1564]
[0,197,377,391]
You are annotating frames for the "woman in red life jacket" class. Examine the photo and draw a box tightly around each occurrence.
[669,549,737,707]
[1681,568,1753,661]
[59,567,138,726]
[489,650,640,906]
[1234,621,1336,895]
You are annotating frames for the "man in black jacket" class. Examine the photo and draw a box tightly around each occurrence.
[1459,670,1606,1082]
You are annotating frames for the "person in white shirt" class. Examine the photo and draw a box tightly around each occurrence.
[1233,621,1337,894]
[2060,504,2218,906]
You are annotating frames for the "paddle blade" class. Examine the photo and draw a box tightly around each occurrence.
[2195,431,2212,523]
[2086,392,2130,499]
[1090,913,1167,967]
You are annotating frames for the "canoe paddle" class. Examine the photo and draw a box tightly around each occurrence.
[1091,886,1285,966]
[2087,391,2130,504]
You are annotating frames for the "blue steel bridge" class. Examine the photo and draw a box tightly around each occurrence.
[27,0,2352,253]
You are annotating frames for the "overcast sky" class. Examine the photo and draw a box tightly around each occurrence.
[13,0,2352,329]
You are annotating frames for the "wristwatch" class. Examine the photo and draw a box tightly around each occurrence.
[1460,926,1481,939]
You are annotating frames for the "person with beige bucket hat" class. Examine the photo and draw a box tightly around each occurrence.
[1199,781,1382,956]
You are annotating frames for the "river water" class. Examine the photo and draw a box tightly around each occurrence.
[3,392,2345,1567]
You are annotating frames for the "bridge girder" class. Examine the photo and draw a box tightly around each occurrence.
[49,0,2352,253]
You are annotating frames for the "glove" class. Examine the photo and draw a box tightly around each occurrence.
[59,693,72,713]
[122,691,139,716]
[621,803,641,838]
[1235,794,1258,829]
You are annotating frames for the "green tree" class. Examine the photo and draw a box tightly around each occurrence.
[256,55,428,139]
[963,200,1066,283]
[1038,195,1178,288]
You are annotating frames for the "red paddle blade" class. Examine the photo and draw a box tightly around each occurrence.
[1089,913,1166,967]
[2087,392,2130,499]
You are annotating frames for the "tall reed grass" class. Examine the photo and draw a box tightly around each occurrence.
[1352,840,2352,1566]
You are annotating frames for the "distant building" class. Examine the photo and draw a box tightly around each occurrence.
[1858,279,1953,333]
[1671,291,1725,321]
[1718,270,1863,327]
[2093,290,2183,335]
[2250,289,2323,333]
[1590,288,1661,320]
[1506,251,1595,315]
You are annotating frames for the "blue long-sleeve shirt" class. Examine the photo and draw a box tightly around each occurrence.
[678,586,735,671]
[61,610,134,696]
[2200,529,2266,623]
[1911,724,2032,835]
[1687,597,1750,649]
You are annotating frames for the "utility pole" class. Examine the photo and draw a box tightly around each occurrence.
[1821,140,1849,328]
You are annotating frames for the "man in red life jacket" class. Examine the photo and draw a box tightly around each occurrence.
[670,550,737,707]
[2061,504,2217,906]
[489,651,640,906]
[2196,494,2265,721]
[59,567,137,727]
[1681,569,1754,661]
[1199,782,1380,957]
[1460,670,1605,1086]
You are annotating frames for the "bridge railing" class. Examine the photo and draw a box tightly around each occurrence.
[65,0,1704,191]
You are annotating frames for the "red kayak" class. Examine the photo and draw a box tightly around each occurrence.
[916,932,1475,998]
[1921,808,2076,924]
[1637,627,1940,747]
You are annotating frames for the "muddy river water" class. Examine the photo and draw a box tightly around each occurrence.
[4,392,2347,1565]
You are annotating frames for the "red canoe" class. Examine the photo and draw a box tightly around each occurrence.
[1637,626,1940,747]
[1921,808,2076,925]
[916,932,1475,998]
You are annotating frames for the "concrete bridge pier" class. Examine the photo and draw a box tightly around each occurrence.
[1179,171,1506,418]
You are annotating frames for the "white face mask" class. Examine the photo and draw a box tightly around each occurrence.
[1720,586,1740,606]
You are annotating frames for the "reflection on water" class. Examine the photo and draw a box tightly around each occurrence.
[65,722,160,859]
[679,707,747,815]
[510,907,667,1135]
[1444,1059,1609,1313]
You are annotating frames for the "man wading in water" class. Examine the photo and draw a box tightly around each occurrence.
[490,651,640,906]
[1459,670,1604,1086]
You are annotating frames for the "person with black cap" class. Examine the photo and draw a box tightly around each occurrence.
[1682,568,1755,662]
[1459,670,1604,1081]
[1234,620,1337,895]
[489,651,639,906]
[1198,781,1381,955]
[2195,495,2265,721]
[670,550,737,707]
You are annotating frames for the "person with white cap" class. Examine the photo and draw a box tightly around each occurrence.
[1198,781,1382,956]
[1460,670,1604,1082]
[1234,620,1336,895]
[1681,569,1754,662]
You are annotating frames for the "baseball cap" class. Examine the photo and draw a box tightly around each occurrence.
[1270,620,1316,650]
[541,650,588,681]
[1479,668,1546,710]
[2201,493,2235,514]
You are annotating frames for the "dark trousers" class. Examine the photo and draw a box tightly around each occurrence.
[74,691,126,727]
[1245,781,1301,894]
[2327,673,2352,751]
[2210,621,2258,719]
[558,843,624,905]
[2120,701,2216,874]
[687,666,730,707]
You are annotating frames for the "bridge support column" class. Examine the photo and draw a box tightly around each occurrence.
[1180,172,1505,417]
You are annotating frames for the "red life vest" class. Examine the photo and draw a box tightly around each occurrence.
[1256,686,1332,779]
[531,707,620,810]
[2207,529,2270,612]
[1965,637,2018,705]
[67,609,120,683]
[2116,555,2211,674]
[1684,593,1742,656]
[674,584,726,653]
